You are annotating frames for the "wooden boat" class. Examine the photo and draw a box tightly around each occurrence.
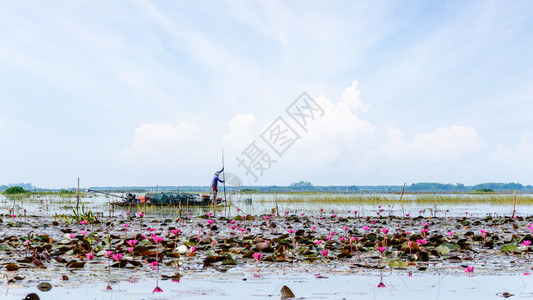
[87,189,222,206]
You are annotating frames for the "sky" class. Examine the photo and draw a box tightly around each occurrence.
[1,0,533,188]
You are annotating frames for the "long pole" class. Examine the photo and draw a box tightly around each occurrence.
[222,148,227,206]
[76,177,80,213]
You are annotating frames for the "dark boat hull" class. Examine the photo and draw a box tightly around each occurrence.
[113,192,222,206]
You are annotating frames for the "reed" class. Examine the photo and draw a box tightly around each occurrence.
[253,194,533,205]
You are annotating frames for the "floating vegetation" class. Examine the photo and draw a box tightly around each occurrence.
[2,193,533,299]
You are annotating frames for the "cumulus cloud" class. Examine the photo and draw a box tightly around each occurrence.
[341,80,370,113]
[256,81,375,181]
[385,125,484,162]
[123,121,200,165]
[222,114,256,152]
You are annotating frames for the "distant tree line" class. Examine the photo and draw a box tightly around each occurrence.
[0,183,34,192]
[405,182,530,192]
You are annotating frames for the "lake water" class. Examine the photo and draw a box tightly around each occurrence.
[1,192,532,299]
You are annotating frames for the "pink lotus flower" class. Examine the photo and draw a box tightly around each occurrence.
[416,239,427,245]
[80,220,88,225]
[321,249,328,257]
[377,246,386,253]
[339,237,345,241]
[326,235,332,240]
[447,231,454,236]
[69,234,75,239]
[343,226,349,231]
[127,239,138,247]
[362,226,370,231]
[405,214,410,217]
[464,266,474,273]
[138,212,144,218]
[105,250,113,258]
[252,252,263,262]
[314,240,323,245]
[522,240,532,247]
[288,230,296,234]
[86,253,94,260]
[153,286,163,293]
[377,282,386,288]
[230,220,236,224]
[207,212,212,217]
[150,261,158,266]
[152,235,163,244]
[207,219,215,225]
[349,237,358,243]
[80,230,87,235]
[112,253,123,261]
[171,229,180,236]
[147,228,156,232]
[231,226,237,230]
[382,228,389,234]
[311,226,316,230]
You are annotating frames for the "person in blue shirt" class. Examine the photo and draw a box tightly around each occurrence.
[211,168,224,203]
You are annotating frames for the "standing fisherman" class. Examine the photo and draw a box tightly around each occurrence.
[211,168,224,204]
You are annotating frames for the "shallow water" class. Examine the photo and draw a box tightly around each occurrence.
[3,269,533,300]
[1,193,530,219]
[2,192,533,299]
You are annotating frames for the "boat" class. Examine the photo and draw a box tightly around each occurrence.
[86,189,223,206]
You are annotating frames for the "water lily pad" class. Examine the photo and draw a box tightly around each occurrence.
[441,242,460,251]
[501,244,517,252]
[389,259,408,267]
[37,282,53,292]
[435,245,450,255]
[6,263,19,271]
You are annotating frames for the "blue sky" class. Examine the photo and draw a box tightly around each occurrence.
[1,1,533,188]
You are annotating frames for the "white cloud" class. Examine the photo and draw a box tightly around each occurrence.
[257,82,376,181]
[222,114,256,152]
[385,125,484,162]
[123,122,200,165]
[341,80,369,113]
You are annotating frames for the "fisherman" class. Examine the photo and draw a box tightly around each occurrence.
[211,168,224,204]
